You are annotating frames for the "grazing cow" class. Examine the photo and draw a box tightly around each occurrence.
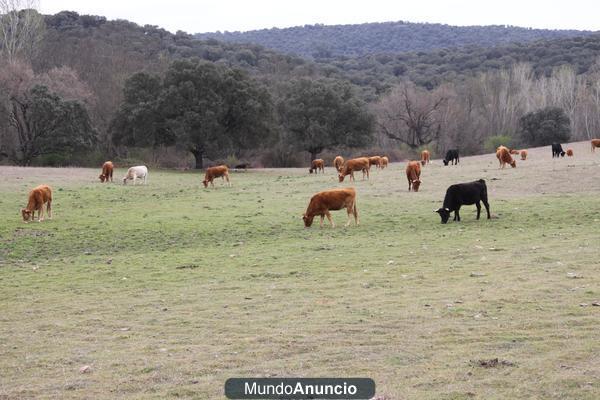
[496,146,516,168]
[520,150,528,160]
[309,159,325,174]
[380,156,389,169]
[368,156,382,169]
[333,156,345,172]
[203,165,230,188]
[99,161,114,183]
[552,143,566,158]
[591,138,600,152]
[421,150,430,166]
[566,148,574,157]
[302,187,358,228]
[123,166,148,185]
[435,179,491,224]
[338,157,370,182]
[443,149,459,166]
[234,163,249,171]
[21,185,52,223]
[405,161,422,192]
[509,149,519,155]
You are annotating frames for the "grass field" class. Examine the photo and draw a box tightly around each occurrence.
[1,141,599,399]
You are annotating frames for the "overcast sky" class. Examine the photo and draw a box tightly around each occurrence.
[39,0,600,34]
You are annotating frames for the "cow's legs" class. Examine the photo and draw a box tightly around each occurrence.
[350,172,355,181]
[325,211,335,228]
[319,215,324,228]
[365,168,370,179]
[38,206,44,222]
[476,202,481,219]
[47,201,52,219]
[454,208,461,221]
[483,199,491,219]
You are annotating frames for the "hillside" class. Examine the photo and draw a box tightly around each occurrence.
[195,21,596,58]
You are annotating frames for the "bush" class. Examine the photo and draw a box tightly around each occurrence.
[484,135,514,153]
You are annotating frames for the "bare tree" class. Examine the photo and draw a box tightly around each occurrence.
[374,82,447,149]
[0,0,44,63]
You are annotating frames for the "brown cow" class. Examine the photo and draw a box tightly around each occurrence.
[421,150,430,166]
[520,150,528,160]
[21,185,52,223]
[309,159,325,174]
[99,161,114,183]
[380,156,389,169]
[333,156,344,172]
[406,161,422,192]
[566,148,574,157]
[202,165,230,188]
[338,157,370,182]
[496,146,516,168]
[302,187,358,228]
[592,138,600,152]
[368,156,382,169]
[509,149,519,155]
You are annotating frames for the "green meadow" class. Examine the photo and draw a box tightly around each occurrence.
[1,141,599,399]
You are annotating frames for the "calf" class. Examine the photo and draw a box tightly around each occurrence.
[302,187,358,228]
[421,150,430,166]
[338,157,370,182]
[405,161,422,192]
[496,146,516,168]
[592,138,600,152]
[435,179,491,224]
[123,165,148,185]
[21,185,52,223]
[443,149,459,166]
[552,143,565,158]
[333,156,344,172]
[368,156,382,169]
[566,148,574,157]
[309,159,325,174]
[520,150,528,160]
[99,161,114,183]
[380,156,389,169]
[203,165,230,188]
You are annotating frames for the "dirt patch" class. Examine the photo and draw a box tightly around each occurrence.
[471,358,516,368]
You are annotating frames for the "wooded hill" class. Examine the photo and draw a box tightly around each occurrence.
[195,21,595,58]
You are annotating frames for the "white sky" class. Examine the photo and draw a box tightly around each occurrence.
[39,0,600,34]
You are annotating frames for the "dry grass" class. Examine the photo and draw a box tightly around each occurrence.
[0,141,599,399]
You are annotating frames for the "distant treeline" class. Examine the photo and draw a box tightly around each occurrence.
[1,10,600,169]
[195,20,595,59]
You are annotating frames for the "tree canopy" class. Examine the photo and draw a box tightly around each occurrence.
[277,78,374,160]
[519,107,571,146]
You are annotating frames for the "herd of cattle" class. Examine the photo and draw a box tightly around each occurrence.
[19,139,600,226]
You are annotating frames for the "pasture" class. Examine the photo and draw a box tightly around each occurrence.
[1,141,599,399]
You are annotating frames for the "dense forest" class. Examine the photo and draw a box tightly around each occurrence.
[195,21,595,58]
[2,8,600,169]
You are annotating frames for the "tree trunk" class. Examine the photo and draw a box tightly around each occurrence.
[191,149,203,169]
[309,149,319,161]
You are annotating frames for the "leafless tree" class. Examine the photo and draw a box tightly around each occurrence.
[0,0,44,63]
[374,82,447,149]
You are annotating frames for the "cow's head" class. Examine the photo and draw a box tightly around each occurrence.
[21,208,32,222]
[122,176,128,184]
[202,180,209,188]
[421,160,426,166]
[435,207,451,224]
[99,174,106,182]
[560,151,565,157]
[309,168,314,174]
[412,180,421,192]
[338,174,345,182]
[302,213,314,227]
[510,160,516,168]
[443,159,449,166]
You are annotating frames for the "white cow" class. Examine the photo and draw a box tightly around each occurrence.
[123,165,148,185]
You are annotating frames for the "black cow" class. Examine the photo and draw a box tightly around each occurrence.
[435,179,491,224]
[443,149,460,166]
[552,143,565,158]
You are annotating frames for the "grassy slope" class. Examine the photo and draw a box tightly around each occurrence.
[1,141,599,399]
